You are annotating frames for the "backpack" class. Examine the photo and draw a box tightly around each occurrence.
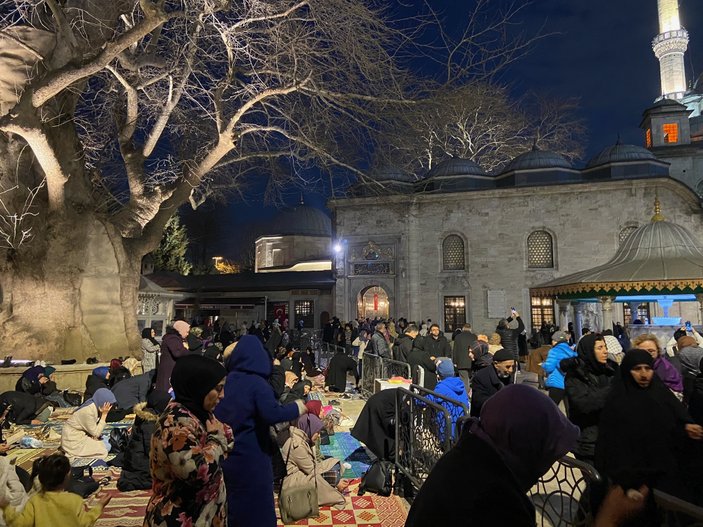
[358,459,393,496]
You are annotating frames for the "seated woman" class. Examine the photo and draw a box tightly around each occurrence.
[111,371,154,413]
[84,367,110,400]
[15,366,68,408]
[280,414,348,510]
[60,388,115,458]
[0,391,52,425]
[117,390,171,491]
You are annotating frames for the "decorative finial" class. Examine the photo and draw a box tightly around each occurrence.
[651,192,665,222]
[615,134,622,145]
[299,193,304,205]
[531,138,539,152]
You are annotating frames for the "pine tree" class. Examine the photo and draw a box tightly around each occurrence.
[151,215,192,275]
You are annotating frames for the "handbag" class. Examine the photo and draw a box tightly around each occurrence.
[279,424,319,524]
[358,459,393,496]
[68,466,99,498]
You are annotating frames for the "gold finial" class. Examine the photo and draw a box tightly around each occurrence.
[651,193,665,222]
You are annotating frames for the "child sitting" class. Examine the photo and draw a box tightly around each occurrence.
[0,453,110,527]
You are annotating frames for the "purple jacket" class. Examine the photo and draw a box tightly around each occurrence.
[654,355,684,393]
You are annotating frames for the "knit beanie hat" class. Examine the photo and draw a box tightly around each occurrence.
[493,349,514,362]
[435,357,455,378]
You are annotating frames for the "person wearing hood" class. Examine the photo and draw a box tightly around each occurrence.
[144,355,231,527]
[154,320,191,392]
[470,340,493,372]
[595,350,703,521]
[117,390,170,491]
[60,388,116,458]
[0,391,52,426]
[561,333,617,462]
[542,331,577,405]
[406,385,580,526]
[470,348,515,417]
[110,371,154,413]
[280,414,348,510]
[325,348,358,393]
[632,334,683,398]
[429,357,469,441]
[214,335,307,527]
[140,327,160,374]
[84,366,110,400]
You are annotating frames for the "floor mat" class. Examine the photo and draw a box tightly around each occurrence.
[94,468,151,527]
[6,447,58,470]
[319,433,372,479]
[276,478,407,526]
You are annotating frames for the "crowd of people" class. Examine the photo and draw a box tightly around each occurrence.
[2,310,703,526]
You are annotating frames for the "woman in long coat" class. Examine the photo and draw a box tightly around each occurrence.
[144,355,231,527]
[215,335,306,527]
[154,320,190,392]
[60,388,115,458]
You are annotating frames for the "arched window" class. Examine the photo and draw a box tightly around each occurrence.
[618,225,638,245]
[527,230,554,268]
[442,235,465,271]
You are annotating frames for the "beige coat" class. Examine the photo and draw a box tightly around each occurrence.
[60,404,108,458]
[281,427,345,508]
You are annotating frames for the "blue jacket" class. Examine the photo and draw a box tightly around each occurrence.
[542,342,577,389]
[215,335,300,527]
[429,376,470,441]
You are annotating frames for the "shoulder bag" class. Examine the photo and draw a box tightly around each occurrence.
[279,423,319,524]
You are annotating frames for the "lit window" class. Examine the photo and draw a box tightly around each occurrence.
[527,230,554,269]
[646,128,652,148]
[618,225,638,245]
[442,235,465,271]
[294,300,314,328]
[663,123,679,144]
[530,297,555,329]
[443,296,466,333]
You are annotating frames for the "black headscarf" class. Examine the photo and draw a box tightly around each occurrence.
[171,355,226,424]
[576,333,611,375]
[146,389,171,415]
[595,349,691,491]
[141,327,159,346]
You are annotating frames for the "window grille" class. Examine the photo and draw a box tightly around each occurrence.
[618,226,638,245]
[527,231,554,268]
[442,235,465,271]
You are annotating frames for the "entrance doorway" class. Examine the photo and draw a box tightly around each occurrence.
[357,286,390,320]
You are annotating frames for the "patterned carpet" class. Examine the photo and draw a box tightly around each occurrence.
[94,468,151,527]
[320,432,373,479]
[276,478,407,527]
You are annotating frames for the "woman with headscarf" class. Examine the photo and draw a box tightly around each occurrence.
[279,414,348,511]
[140,327,160,374]
[60,388,116,458]
[406,385,579,526]
[561,333,617,462]
[631,333,684,398]
[154,320,191,392]
[214,335,307,527]
[84,366,110,400]
[117,390,170,491]
[144,355,231,527]
[595,350,703,521]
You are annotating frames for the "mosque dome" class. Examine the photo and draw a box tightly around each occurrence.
[586,141,657,168]
[268,205,332,237]
[504,145,572,172]
[427,157,487,178]
[373,166,416,183]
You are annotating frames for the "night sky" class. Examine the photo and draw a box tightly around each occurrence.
[199,0,703,259]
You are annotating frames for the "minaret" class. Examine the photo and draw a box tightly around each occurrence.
[652,0,689,100]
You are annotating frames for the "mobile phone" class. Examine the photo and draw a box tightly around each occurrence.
[510,307,516,313]
[686,321,693,331]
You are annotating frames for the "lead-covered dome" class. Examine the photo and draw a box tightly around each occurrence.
[504,145,571,172]
[587,141,656,168]
[268,205,332,237]
[373,166,416,183]
[427,157,487,178]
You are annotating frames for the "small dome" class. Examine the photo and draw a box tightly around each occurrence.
[268,205,332,237]
[427,157,486,178]
[586,141,656,168]
[504,145,571,172]
[373,166,416,183]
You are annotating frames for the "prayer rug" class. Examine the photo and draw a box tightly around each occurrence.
[6,447,57,471]
[94,469,151,527]
[275,478,407,526]
[320,433,372,479]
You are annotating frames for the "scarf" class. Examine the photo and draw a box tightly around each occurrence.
[171,355,226,424]
[79,388,116,411]
[298,414,324,441]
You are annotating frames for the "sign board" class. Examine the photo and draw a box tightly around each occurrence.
[487,289,506,318]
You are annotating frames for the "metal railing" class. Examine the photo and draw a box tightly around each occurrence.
[529,455,603,527]
[409,384,469,444]
[360,352,411,397]
[653,490,703,526]
[394,387,452,492]
[316,342,350,370]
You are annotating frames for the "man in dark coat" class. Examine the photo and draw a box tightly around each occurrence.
[111,371,154,412]
[394,323,419,363]
[496,311,525,362]
[325,350,358,392]
[408,340,438,390]
[370,322,391,358]
[470,349,515,417]
[423,324,451,361]
[452,324,477,391]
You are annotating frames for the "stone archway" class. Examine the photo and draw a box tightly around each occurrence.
[357,285,390,320]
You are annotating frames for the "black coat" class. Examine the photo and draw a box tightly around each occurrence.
[421,334,452,360]
[111,372,153,411]
[325,353,358,392]
[470,365,510,417]
[452,331,477,370]
[117,402,158,491]
[561,357,616,459]
[84,374,109,400]
[406,430,536,527]
[394,334,415,363]
[407,346,437,390]
[0,391,43,424]
[497,316,525,360]
[350,389,396,460]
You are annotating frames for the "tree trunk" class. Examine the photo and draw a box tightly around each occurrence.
[0,210,143,363]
